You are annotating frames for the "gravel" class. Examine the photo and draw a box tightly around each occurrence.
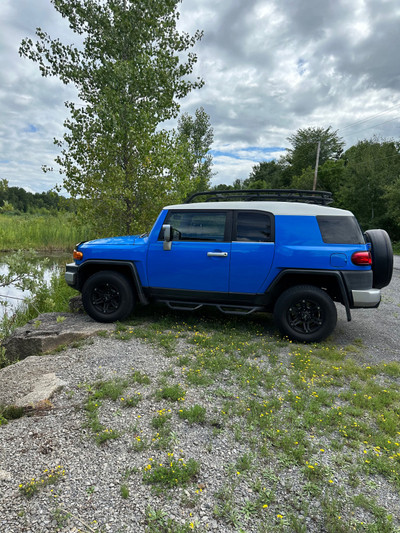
[0,263,399,533]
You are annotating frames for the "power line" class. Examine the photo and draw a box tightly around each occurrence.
[338,102,400,132]
[342,116,400,138]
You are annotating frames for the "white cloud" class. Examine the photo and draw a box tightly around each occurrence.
[1,0,400,191]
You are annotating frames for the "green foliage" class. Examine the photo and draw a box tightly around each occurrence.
[0,404,25,426]
[143,455,200,487]
[20,0,204,236]
[19,466,66,499]
[242,128,400,240]
[0,249,48,293]
[384,176,400,240]
[0,213,91,251]
[178,404,206,424]
[1,404,25,420]
[145,506,196,533]
[156,383,186,402]
[339,137,400,237]
[0,272,76,343]
[178,107,214,192]
[0,182,76,215]
[243,160,291,189]
[286,126,345,178]
[120,484,129,499]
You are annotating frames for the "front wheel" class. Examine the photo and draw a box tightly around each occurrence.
[82,271,134,323]
[274,285,337,343]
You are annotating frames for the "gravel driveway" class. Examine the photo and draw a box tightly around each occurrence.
[332,256,400,362]
[0,259,399,532]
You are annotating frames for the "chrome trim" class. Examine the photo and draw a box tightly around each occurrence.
[207,252,228,257]
[352,289,381,307]
[65,271,76,285]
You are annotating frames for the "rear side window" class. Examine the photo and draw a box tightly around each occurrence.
[317,216,364,244]
[234,211,273,242]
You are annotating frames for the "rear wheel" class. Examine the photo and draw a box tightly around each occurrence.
[82,271,134,323]
[364,229,393,289]
[274,285,337,343]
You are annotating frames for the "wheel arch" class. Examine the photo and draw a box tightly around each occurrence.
[77,260,149,305]
[266,269,351,321]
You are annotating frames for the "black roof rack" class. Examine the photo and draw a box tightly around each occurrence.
[184,189,333,206]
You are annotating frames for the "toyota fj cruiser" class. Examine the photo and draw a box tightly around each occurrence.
[65,189,393,342]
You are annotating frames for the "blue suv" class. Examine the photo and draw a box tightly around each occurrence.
[65,190,393,342]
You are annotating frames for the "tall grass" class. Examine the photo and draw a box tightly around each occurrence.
[0,213,93,252]
[0,273,76,351]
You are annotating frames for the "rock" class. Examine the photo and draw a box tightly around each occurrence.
[1,312,114,363]
[15,372,68,408]
[69,295,84,313]
[0,469,12,481]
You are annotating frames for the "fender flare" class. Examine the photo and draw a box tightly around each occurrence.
[266,269,352,321]
[76,260,149,305]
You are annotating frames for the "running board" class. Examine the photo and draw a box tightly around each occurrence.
[164,301,204,311]
[217,305,264,316]
[161,300,264,316]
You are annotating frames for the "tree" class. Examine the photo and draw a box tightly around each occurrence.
[338,137,400,236]
[291,160,345,196]
[177,107,214,192]
[244,160,291,189]
[0,251,48,311]
[286,126,345,179]
[20,0,203,236]
[384,177,400,239]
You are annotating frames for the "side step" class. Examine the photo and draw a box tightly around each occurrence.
[161,300,264,316]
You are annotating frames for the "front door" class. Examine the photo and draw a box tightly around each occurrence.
[147,210,231,293]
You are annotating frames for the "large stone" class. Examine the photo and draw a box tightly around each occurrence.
[1,312,114,363]
[15,372,68,408]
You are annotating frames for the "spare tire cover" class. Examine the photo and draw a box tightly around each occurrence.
[364,229,393,289]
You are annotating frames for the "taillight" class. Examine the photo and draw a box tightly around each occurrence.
[351,251,372,266]
[73,250,83,261]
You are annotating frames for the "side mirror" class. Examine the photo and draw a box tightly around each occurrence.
[162,224,172,251]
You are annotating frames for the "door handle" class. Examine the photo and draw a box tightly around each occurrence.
[207,252,228,257]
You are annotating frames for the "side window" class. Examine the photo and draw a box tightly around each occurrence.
[234,211,273,242]
[162,211,227,242]
[317,216,364,244]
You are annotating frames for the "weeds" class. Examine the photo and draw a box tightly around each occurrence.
[19,466,66,499]
[143,454,200,487]
[178,405,206,424]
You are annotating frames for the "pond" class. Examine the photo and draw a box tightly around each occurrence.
[0,253,70,318]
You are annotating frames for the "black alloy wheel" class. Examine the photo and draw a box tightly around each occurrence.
[274,285,337,343]
[82,271,134,323]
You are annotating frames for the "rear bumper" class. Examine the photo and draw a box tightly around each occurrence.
[341,270,381,308]
[351,288,381,308]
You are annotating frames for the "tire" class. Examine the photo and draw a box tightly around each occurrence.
[364,229,393,289]
[82,271,135,323]
[274,285,337,343]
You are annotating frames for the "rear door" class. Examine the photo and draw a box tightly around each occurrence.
[229,210,275,294]
[147,210,231,292]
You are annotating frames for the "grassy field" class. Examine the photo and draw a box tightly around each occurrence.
[0,213,93,252]
[105,311,399,532]
[7,308,396,532]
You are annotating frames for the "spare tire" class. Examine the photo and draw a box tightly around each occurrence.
[364,229,393,289]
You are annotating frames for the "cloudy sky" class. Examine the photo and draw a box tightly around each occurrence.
[1,0,400,193]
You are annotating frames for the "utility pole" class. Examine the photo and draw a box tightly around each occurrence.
[313,141,321,191]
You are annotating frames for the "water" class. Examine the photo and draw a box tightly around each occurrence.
[0,253,70,317]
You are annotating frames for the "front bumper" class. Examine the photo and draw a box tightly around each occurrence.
[65,263,79,289]
[351,289,381,308]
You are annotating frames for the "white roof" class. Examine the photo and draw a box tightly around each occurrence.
[163,201,353,217]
